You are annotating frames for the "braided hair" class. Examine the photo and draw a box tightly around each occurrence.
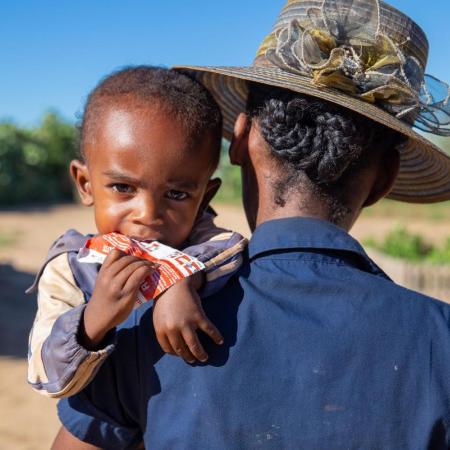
[246,82,403,223]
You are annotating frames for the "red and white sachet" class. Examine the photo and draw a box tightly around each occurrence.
[77,233,205,305]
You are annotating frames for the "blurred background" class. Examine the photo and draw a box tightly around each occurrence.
[1,1,449,448]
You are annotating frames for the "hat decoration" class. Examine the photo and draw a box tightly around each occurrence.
[176,0,450,203]
[259,0,450,135]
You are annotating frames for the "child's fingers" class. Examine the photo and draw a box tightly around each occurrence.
[181,327,208,362]
[103,254,142,277]
[155,331,176,356]
[106,260,150,297]
[121,261,154,294]
[198,318,224,345]
[167,332,196,364]
[104,252,157,278]
[101,248,125,269]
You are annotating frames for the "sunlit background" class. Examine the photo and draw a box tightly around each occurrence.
[1,1,450,448]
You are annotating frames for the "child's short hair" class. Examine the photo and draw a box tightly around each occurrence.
[80,66,223,167]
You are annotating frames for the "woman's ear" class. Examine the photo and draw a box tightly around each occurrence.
[70,159,94,206]
[363,148,400,207]
[229,113,250,166]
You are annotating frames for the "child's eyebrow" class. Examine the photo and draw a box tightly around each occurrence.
[102,170,143,187]
[167,180,199,191]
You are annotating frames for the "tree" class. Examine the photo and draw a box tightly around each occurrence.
[0,113,78,206]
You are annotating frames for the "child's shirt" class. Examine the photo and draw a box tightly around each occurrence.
[27,211,247,398]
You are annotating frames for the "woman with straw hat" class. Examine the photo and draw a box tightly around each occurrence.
[54,1,450,448]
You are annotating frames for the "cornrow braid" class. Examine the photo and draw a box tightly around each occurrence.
[246,83,391,185]
[246,82,404,224]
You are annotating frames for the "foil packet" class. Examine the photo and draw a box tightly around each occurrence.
[77,232,204,304]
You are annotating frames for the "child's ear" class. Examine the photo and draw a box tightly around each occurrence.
[199,178,222,213]
[70,159,94,206]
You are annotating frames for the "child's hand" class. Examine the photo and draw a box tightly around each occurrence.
[79,249,155,350]
[153,272,224,363]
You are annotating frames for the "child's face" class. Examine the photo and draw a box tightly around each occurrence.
[71,100,218,248]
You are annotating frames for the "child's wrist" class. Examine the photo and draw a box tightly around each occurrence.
[154,271,205,302]
[78,303,112,350]
[189,271,205,291]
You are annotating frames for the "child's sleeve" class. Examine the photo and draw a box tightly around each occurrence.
[182,211,248,297]
[27,253,115,398]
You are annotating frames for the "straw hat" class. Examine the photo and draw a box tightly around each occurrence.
[176,0,450,203]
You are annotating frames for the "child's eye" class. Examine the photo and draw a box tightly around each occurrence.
[166,190,189,201]
[111,183,135,194]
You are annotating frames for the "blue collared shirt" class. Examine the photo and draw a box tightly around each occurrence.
[58,217,450,449]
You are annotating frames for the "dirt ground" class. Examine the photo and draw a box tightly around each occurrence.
[0,203,448,449]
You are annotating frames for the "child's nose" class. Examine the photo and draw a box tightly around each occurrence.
[132,196,162,226]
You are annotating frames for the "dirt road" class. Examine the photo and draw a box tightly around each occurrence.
[0,203,448,449]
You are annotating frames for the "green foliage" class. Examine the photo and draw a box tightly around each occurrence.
[376,226,430,261]
[362,199,450,222]
[428,238,450,264]
[364,226,450,264]
[213,141,242,204]
[0,113,78,206]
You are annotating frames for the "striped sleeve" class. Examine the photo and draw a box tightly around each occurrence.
[28,253,115,398]
[183,212,248,297]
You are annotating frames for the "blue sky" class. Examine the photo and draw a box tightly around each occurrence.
[3,0,450,126]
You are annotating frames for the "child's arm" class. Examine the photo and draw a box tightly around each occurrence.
[152,211,247,363]
[28,252,111,398]
[152,271,223,363]
[28,250,153,398]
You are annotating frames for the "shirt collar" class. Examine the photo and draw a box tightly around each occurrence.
[248,217,386,277]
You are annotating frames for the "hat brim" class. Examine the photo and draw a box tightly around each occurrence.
[176,64,450,204]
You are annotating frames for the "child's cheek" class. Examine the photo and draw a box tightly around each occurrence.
[167,214,196,248]
[94,201,125,234]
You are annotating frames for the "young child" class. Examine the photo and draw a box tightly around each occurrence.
[27,66,246,398]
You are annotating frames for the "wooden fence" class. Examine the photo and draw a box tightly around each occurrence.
[366,249,450,303]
